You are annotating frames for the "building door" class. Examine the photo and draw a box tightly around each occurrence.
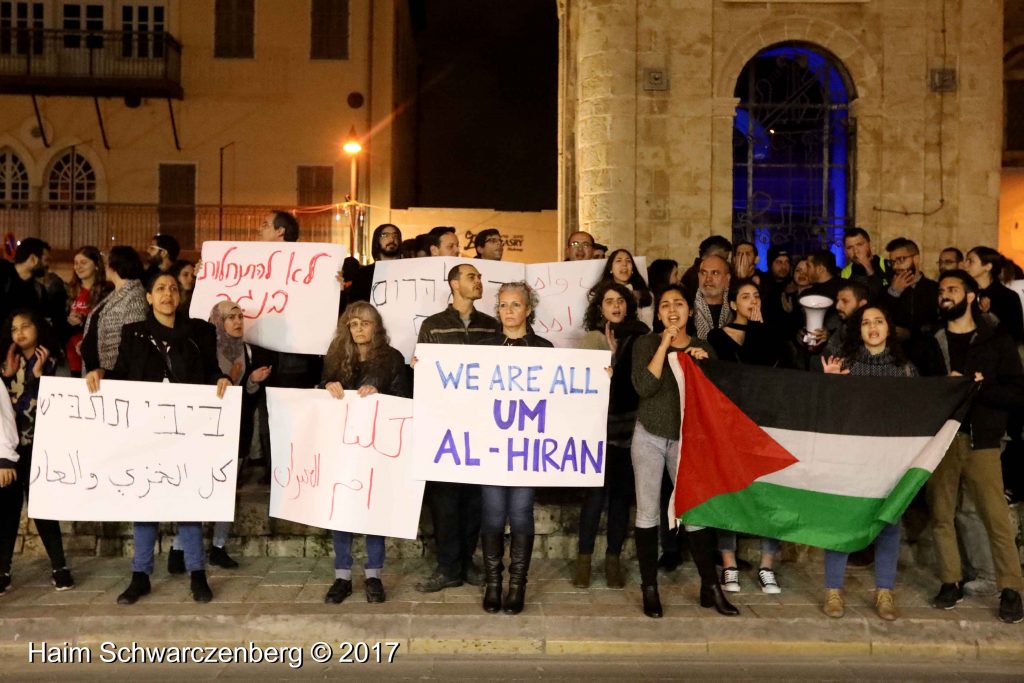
[159,162,195,250]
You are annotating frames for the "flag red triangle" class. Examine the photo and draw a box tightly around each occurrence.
[674,353,799,519]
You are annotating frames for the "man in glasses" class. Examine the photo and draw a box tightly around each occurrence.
[348,224,403,303]
[144,233,180,282]
[938,247,963,275]
[879,237,939,347]
[565,231,595,261]
[474,228,504,261]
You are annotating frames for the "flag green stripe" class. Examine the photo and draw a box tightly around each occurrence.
[679,467,932,553]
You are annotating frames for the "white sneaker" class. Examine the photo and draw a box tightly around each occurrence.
[757,568,782,594]
[721,566,741,593]
[962,578,998,597]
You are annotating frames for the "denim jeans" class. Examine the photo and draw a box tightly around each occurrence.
[824,522,900,590]
[332,531,385,578]
[718,532,780,556]
[631,422,702,531]
[480,485,535,535]
[132,522,204,574]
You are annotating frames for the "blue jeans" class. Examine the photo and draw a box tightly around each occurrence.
[718,532,780,556]
[332,531,385,577]
[132,522,204,574]
[631,422,703,532]
[480,485,535,535]
[825,522,901,590]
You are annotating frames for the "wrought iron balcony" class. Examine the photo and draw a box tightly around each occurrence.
[0,28,182,99]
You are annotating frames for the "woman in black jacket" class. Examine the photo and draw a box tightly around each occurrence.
[478,282,553,615]
[321,301,409,605]
[86,273,230,605]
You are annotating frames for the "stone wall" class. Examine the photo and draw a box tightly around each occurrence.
[561,0,1004,265]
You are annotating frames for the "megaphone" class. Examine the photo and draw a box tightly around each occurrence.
[799,294,833,345]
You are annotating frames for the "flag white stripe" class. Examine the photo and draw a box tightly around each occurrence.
[755,420,961,499]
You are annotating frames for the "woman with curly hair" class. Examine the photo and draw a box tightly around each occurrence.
[600,249,654,327]
[477,282,553,615]
[65,246,111,374]
[321,301,409,605]
[573,281,648,589]
[820,305,916,621]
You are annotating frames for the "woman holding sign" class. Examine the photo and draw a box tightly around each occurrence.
[478,282,553,615]
[321,301,409,605]
[631,284,738,618]
[573,281,648,589]
[86,273,231,605]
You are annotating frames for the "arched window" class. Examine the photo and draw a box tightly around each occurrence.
[732,43,855,264]
[0,148,29,209]
[47,148,96,209]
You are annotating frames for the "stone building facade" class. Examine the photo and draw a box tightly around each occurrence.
[558,0,1004,272]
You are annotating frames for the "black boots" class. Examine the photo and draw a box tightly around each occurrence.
[634,526,663,618]
[481,533,504,614]
[688,528,738,616]
[190,570,213,603]
[503,534,533,615]
[117,572,151,605]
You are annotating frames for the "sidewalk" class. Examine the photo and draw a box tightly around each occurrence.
[0,554,1020,663]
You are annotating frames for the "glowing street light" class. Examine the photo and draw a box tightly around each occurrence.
[342,126,364,259]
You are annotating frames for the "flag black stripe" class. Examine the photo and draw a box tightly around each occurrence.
[694,359,974,438]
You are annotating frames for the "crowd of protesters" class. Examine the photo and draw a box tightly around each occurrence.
[0,215,1022,626]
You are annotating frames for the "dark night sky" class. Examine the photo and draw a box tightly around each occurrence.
[409,0,558,211]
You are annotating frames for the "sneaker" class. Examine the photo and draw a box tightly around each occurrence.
[324,578,352,604]
[998,589,1023,624]
[117,572,151,605]
[51,568,74,591]
[166,548,185,575]
[0,573,10,595]
[463,562,484,587]
[757,567,781,594]
[823,588,844,618]
[720,566,740,593]
[933,582,964,610]
[364,577,386,603]
[209,546,239,569]
[875,588,898,621]
[415,571,462,593]
[963,577,999,597]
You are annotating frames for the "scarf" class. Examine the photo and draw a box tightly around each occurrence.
[209,301,246,384]
[693,288,733,340]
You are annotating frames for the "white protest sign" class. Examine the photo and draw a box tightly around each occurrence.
[28,377,242,522]
[190,241,345,355]
[412,344,611,487]
[370,257,522,362]
[526,260,604,349]
[267,388,423,539]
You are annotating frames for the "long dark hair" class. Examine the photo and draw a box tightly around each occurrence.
[839,305,909,366]
[584,281,638,331]
[322,302,391,386]
[600,249,653,307]
[2,307,63,364]
[647,258,678,295]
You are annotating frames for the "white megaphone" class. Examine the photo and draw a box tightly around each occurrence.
[799,294,833,345]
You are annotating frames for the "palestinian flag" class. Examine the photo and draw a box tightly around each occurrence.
[669,353,974,553]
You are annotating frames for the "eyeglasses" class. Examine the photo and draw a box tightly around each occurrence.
[347,319,374,330]
[378,231,400,240]
[484,237,502,245]
[569,241,593,249]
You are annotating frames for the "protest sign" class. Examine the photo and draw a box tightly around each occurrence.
[370,257,522,362]
[267,388,423,539]
[28,377,242,522]
[411,344,611,487]
[190,241,345,354]
[526,260,604,349]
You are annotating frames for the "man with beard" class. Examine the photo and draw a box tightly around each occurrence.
[922,270,1024,624]
[758,245,792,325]
[688,253,732,340]
[414,264,500,593]
[819,281,870,357]
[0,237,51,322]
[347,223,402,303]
[879,237,939,348]
[143,233,180,283]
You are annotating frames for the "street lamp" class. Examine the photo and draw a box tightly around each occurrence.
[343,126,364,260]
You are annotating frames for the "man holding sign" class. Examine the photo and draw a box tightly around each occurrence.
[414,264,499,593]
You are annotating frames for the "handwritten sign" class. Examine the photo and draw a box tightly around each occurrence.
[28,377,242,522]
[411,344,611,487]
[371,257,523,362]
[267,389,424,539]
[190,241,346,355]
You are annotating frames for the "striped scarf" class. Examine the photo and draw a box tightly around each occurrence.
[693,289,733,340]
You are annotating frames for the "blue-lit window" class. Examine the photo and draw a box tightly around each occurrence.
[732,43,855,266]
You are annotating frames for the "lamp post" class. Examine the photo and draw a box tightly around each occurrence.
[342,126,363,260]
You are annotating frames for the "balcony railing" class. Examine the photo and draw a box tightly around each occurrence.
[0,29,182,98]
[0,203,341,255]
